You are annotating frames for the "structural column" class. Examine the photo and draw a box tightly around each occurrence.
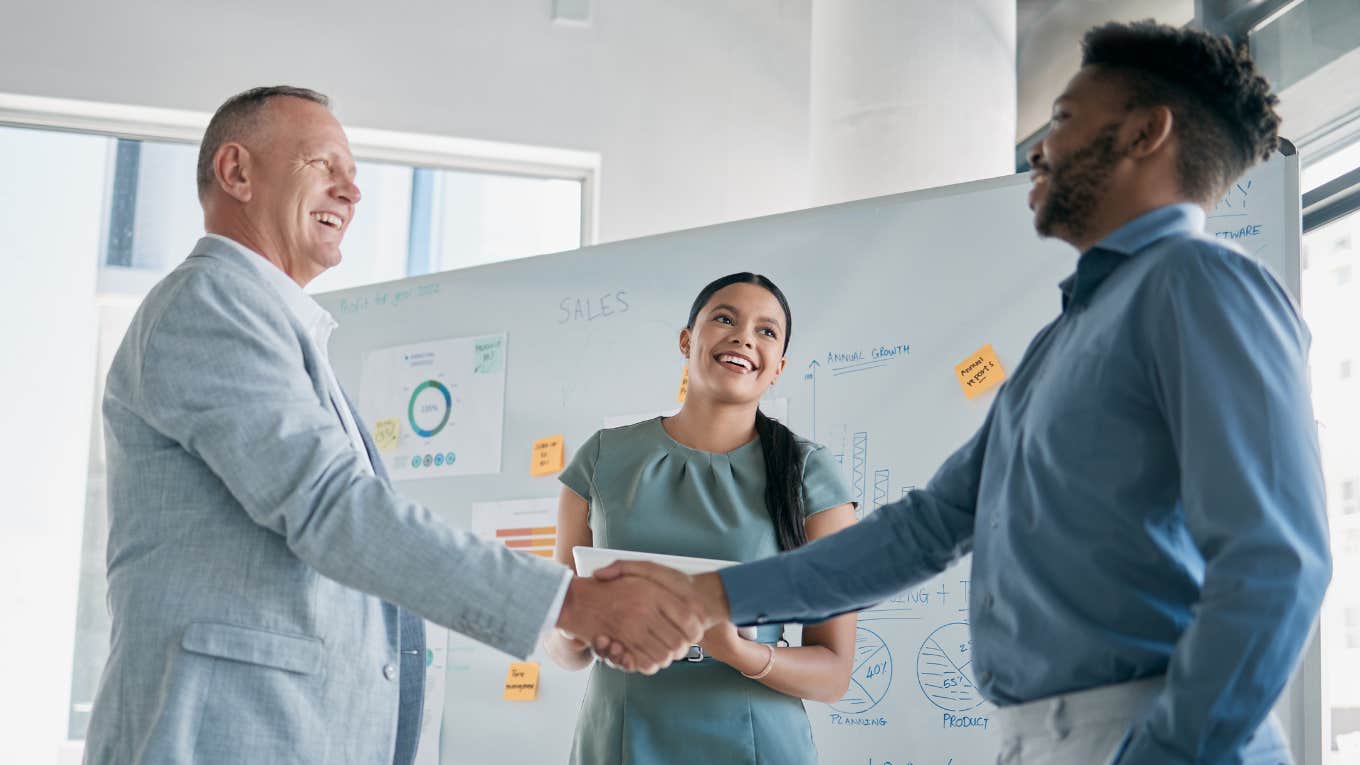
[810,0,1017,205]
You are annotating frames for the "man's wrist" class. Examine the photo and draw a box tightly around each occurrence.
[556,576,588,634]
[693,572,731,625]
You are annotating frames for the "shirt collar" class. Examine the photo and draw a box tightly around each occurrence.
[1058,203,1206,311]
[203,234,338,340]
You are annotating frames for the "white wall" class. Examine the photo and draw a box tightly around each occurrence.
[0,0,815,244]
[0,127,106,765]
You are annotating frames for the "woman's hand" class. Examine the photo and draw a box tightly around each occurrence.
[697,622,764,673]
[556,628,590,653]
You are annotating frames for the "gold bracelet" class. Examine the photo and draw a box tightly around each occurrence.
[740,642,776,680]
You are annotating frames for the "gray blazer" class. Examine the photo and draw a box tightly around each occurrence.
[85,237,565,763]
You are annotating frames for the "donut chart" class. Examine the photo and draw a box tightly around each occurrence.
[408,380,452,438]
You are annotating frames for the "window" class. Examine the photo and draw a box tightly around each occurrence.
[1345,529,1360,557]
[1301,148,1360,758]
[93,138,592,295]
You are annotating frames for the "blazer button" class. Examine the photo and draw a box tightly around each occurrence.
[383,663,398,681]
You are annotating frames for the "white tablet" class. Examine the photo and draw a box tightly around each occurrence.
[573,547,762,639]
[572,546,737,578]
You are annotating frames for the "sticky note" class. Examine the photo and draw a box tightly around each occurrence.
[503,661,540,701]
[954,343,1006,399]
[531,435,565,476]
[372,418,401,453]
[677,364,689,403]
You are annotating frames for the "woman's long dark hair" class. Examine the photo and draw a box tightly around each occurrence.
[686,273,807,551]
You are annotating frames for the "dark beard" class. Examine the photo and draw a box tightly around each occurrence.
[1035,124,1124,242]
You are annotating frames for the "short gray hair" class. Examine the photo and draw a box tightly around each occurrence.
[196,85,330,198]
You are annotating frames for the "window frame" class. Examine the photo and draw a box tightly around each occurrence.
[0,90,602,291]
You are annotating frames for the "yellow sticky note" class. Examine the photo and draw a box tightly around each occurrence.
[372,418,401,453]
[677,364,689,403]
[503,661,540,701]
[531,435,565,476]
[954,343,1006,399]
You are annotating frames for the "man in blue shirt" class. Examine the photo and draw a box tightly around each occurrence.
[601,20,1331,764]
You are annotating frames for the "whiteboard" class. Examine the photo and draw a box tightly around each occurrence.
[319,152,1298,765]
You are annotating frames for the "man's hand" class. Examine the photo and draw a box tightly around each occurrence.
[587,561,733,666]
[554,571,707,675]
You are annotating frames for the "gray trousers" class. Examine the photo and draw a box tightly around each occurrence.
[993,676,1292,765]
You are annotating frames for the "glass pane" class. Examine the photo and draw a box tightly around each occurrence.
[1305,140,1360,194]
[1249,0,1360,93]
[1302,195,1360,760]
[430,170,582,271]
[0,123,113,755]
[102,138,202,276]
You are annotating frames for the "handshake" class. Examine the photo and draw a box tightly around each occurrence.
[553,561,734,675]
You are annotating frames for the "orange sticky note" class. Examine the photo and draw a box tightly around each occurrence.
[677,364,689,403]
[531,435,565,476]
[503,661,540,701]
[372,418,401,454]
[954,343,1006,399]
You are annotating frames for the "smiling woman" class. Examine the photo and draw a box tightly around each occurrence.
[543,271,860,765]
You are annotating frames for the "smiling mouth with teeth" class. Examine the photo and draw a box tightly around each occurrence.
[311,212,343,229]
[716,353,756,372]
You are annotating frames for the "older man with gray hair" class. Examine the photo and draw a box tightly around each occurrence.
[84,86,704,764]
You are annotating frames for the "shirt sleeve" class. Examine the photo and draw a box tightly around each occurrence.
[799,443,856,517]
[559,430,603,504]
[719,406,991,626]
[1115,246,1332,764]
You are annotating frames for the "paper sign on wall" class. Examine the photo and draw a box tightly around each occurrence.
[954,343,1006,399]
[531,435,565,476]
[503,661,540,701]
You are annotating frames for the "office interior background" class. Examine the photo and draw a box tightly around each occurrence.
[1,0,1358,762]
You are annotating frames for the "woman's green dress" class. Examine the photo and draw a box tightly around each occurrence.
[560,417,854,765]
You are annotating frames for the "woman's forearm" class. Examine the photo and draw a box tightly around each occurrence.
[720,641,852,704]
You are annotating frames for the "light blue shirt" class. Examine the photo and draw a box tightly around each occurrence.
[719,204,1332,764]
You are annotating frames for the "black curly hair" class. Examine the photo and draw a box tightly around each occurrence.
[1081,20,1281,203]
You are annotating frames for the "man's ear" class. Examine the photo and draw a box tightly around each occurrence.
[214,142,254,203]
[1124,105,1174,160]
[678,327,692,358]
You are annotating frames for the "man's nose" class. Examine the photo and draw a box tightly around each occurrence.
[1027,141,1044,171]
[334,175,361,206]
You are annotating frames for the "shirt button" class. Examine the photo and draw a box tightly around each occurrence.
[383,663,398,681]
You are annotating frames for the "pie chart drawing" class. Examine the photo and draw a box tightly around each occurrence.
[916,621,985,712]
[829,627,893,714]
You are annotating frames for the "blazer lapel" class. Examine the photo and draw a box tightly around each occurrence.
[337,386,393,485]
